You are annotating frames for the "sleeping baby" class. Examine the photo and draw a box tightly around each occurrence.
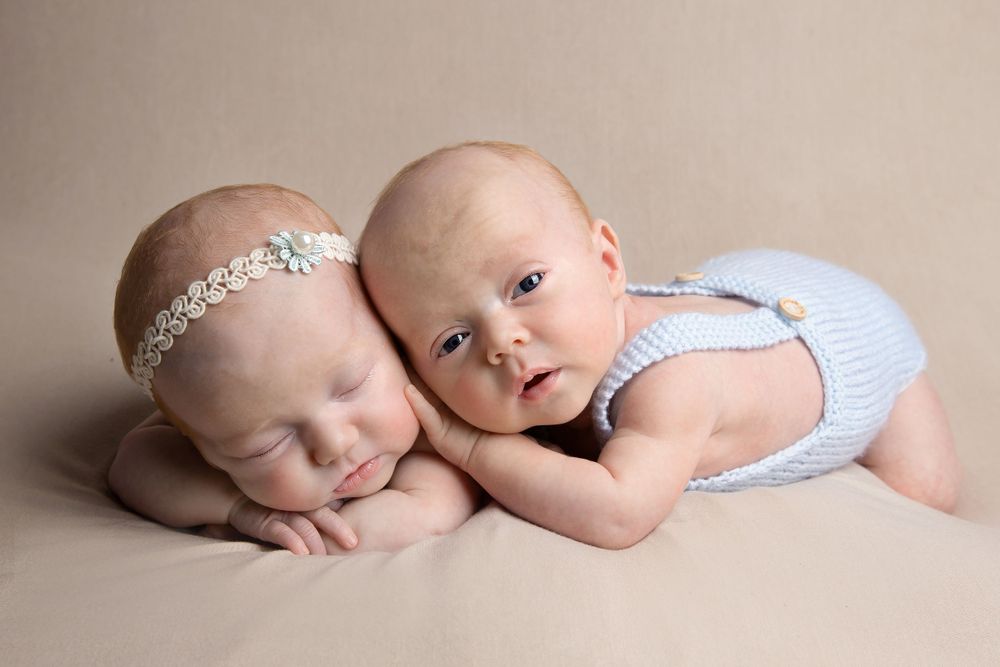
[110,184,479,555]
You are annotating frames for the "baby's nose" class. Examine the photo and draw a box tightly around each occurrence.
[312,422,360,466]
[485,318,528,365]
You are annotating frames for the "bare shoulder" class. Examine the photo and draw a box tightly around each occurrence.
[623,293,758,338]
[384,450,482,531]
[615,293,825,475]
[611,350,724,445]
[599,353,719,513]
[127,409,174,434]
[388,451,480,499]
[611,292,750,438]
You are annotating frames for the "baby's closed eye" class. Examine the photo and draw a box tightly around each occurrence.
[246,431,294,461]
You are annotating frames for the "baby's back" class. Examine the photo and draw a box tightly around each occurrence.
[594,249,927,491]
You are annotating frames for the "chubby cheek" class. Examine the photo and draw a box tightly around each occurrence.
[551,292,618,371]
[237,465,321,512]
[448,374,529,433]
[428,371,488,427]
[416,361,504,431]
[373,390,420,456]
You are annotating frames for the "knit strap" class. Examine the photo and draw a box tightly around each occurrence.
[628,273,778,306]
[591,308,798,443]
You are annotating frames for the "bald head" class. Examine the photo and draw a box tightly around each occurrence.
[355,142,628,434]
[361,141,592,268]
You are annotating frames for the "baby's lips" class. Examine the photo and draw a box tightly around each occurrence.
[334,457,381,494]
[514,367,557,397]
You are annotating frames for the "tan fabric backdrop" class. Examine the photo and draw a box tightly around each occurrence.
[2,1,998,664]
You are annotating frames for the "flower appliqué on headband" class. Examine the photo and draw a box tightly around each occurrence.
[270,230,328,273]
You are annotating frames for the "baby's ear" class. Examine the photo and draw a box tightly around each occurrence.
[590,219,627,297]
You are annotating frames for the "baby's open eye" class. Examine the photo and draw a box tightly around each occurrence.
[512,272,544,298]
[438,332,468,357]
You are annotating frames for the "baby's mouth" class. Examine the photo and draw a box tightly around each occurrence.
[516,368,561,400]
[334,457,381,494]
[524,373,549,391]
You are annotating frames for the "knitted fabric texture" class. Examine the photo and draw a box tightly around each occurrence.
[591,248,927,492]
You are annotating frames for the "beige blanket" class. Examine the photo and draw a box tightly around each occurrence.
[3,1,998,663]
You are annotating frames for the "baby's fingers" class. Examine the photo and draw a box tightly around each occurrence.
[405,384,481,470]
[284,514,329,555]
[260,520,311,556]
[405,384,447,443]
[305,506,358,551]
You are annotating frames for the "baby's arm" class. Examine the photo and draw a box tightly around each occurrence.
[405,359,712,549]
[109,412,356,555]
[319,449,481,554]
[109,412,241,526]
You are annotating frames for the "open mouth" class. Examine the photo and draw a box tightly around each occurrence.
[517,369,560,400]
[524,372,550,391]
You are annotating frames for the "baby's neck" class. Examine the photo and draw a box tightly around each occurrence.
[619,293,652,350]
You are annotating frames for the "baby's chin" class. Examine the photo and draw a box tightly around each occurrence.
[472,398,592,435]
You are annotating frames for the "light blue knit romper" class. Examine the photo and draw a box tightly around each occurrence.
[591,249,927,492]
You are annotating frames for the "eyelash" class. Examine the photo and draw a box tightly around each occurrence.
[246,367,375,461]
[338,367,374,398]
[243,369,374,462]
[436,271,545,357]
[250,432,292,460]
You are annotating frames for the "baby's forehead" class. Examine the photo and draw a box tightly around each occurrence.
[155,264,377,430]
[392,161,558,241]
[361,146,588,287]
[188,211,323,269]
[174,265,359,355]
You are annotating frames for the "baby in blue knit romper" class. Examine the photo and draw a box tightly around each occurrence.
[361,140,961,549]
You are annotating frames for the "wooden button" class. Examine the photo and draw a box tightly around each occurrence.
[674,271,704,282]
[778,297,807,321]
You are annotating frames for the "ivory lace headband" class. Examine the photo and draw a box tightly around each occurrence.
[130,230,358,399]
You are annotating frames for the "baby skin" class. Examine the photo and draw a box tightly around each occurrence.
[360,142,961,550]
[110,185,479,555]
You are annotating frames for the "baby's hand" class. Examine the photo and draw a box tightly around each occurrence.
[404,384,492,472]
[227,496,358,555]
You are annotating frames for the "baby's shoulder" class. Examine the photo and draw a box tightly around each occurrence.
[622,292,758,339]
[610,348,725,439]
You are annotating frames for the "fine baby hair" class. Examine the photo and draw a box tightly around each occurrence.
[114,184,357,403]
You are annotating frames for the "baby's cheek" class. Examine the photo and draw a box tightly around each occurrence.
[383,392,420,447]
[570,306,618,364]
[241,466,313,512]
[445,373,476,404]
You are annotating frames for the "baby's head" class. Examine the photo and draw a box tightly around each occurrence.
[115,184,418,511]
[361,141,628,434]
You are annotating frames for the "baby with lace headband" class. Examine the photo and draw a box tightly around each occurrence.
[109,184,479,555]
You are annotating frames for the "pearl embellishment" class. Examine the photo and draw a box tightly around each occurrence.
[291,231,317,255]
[132,229,357,399]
